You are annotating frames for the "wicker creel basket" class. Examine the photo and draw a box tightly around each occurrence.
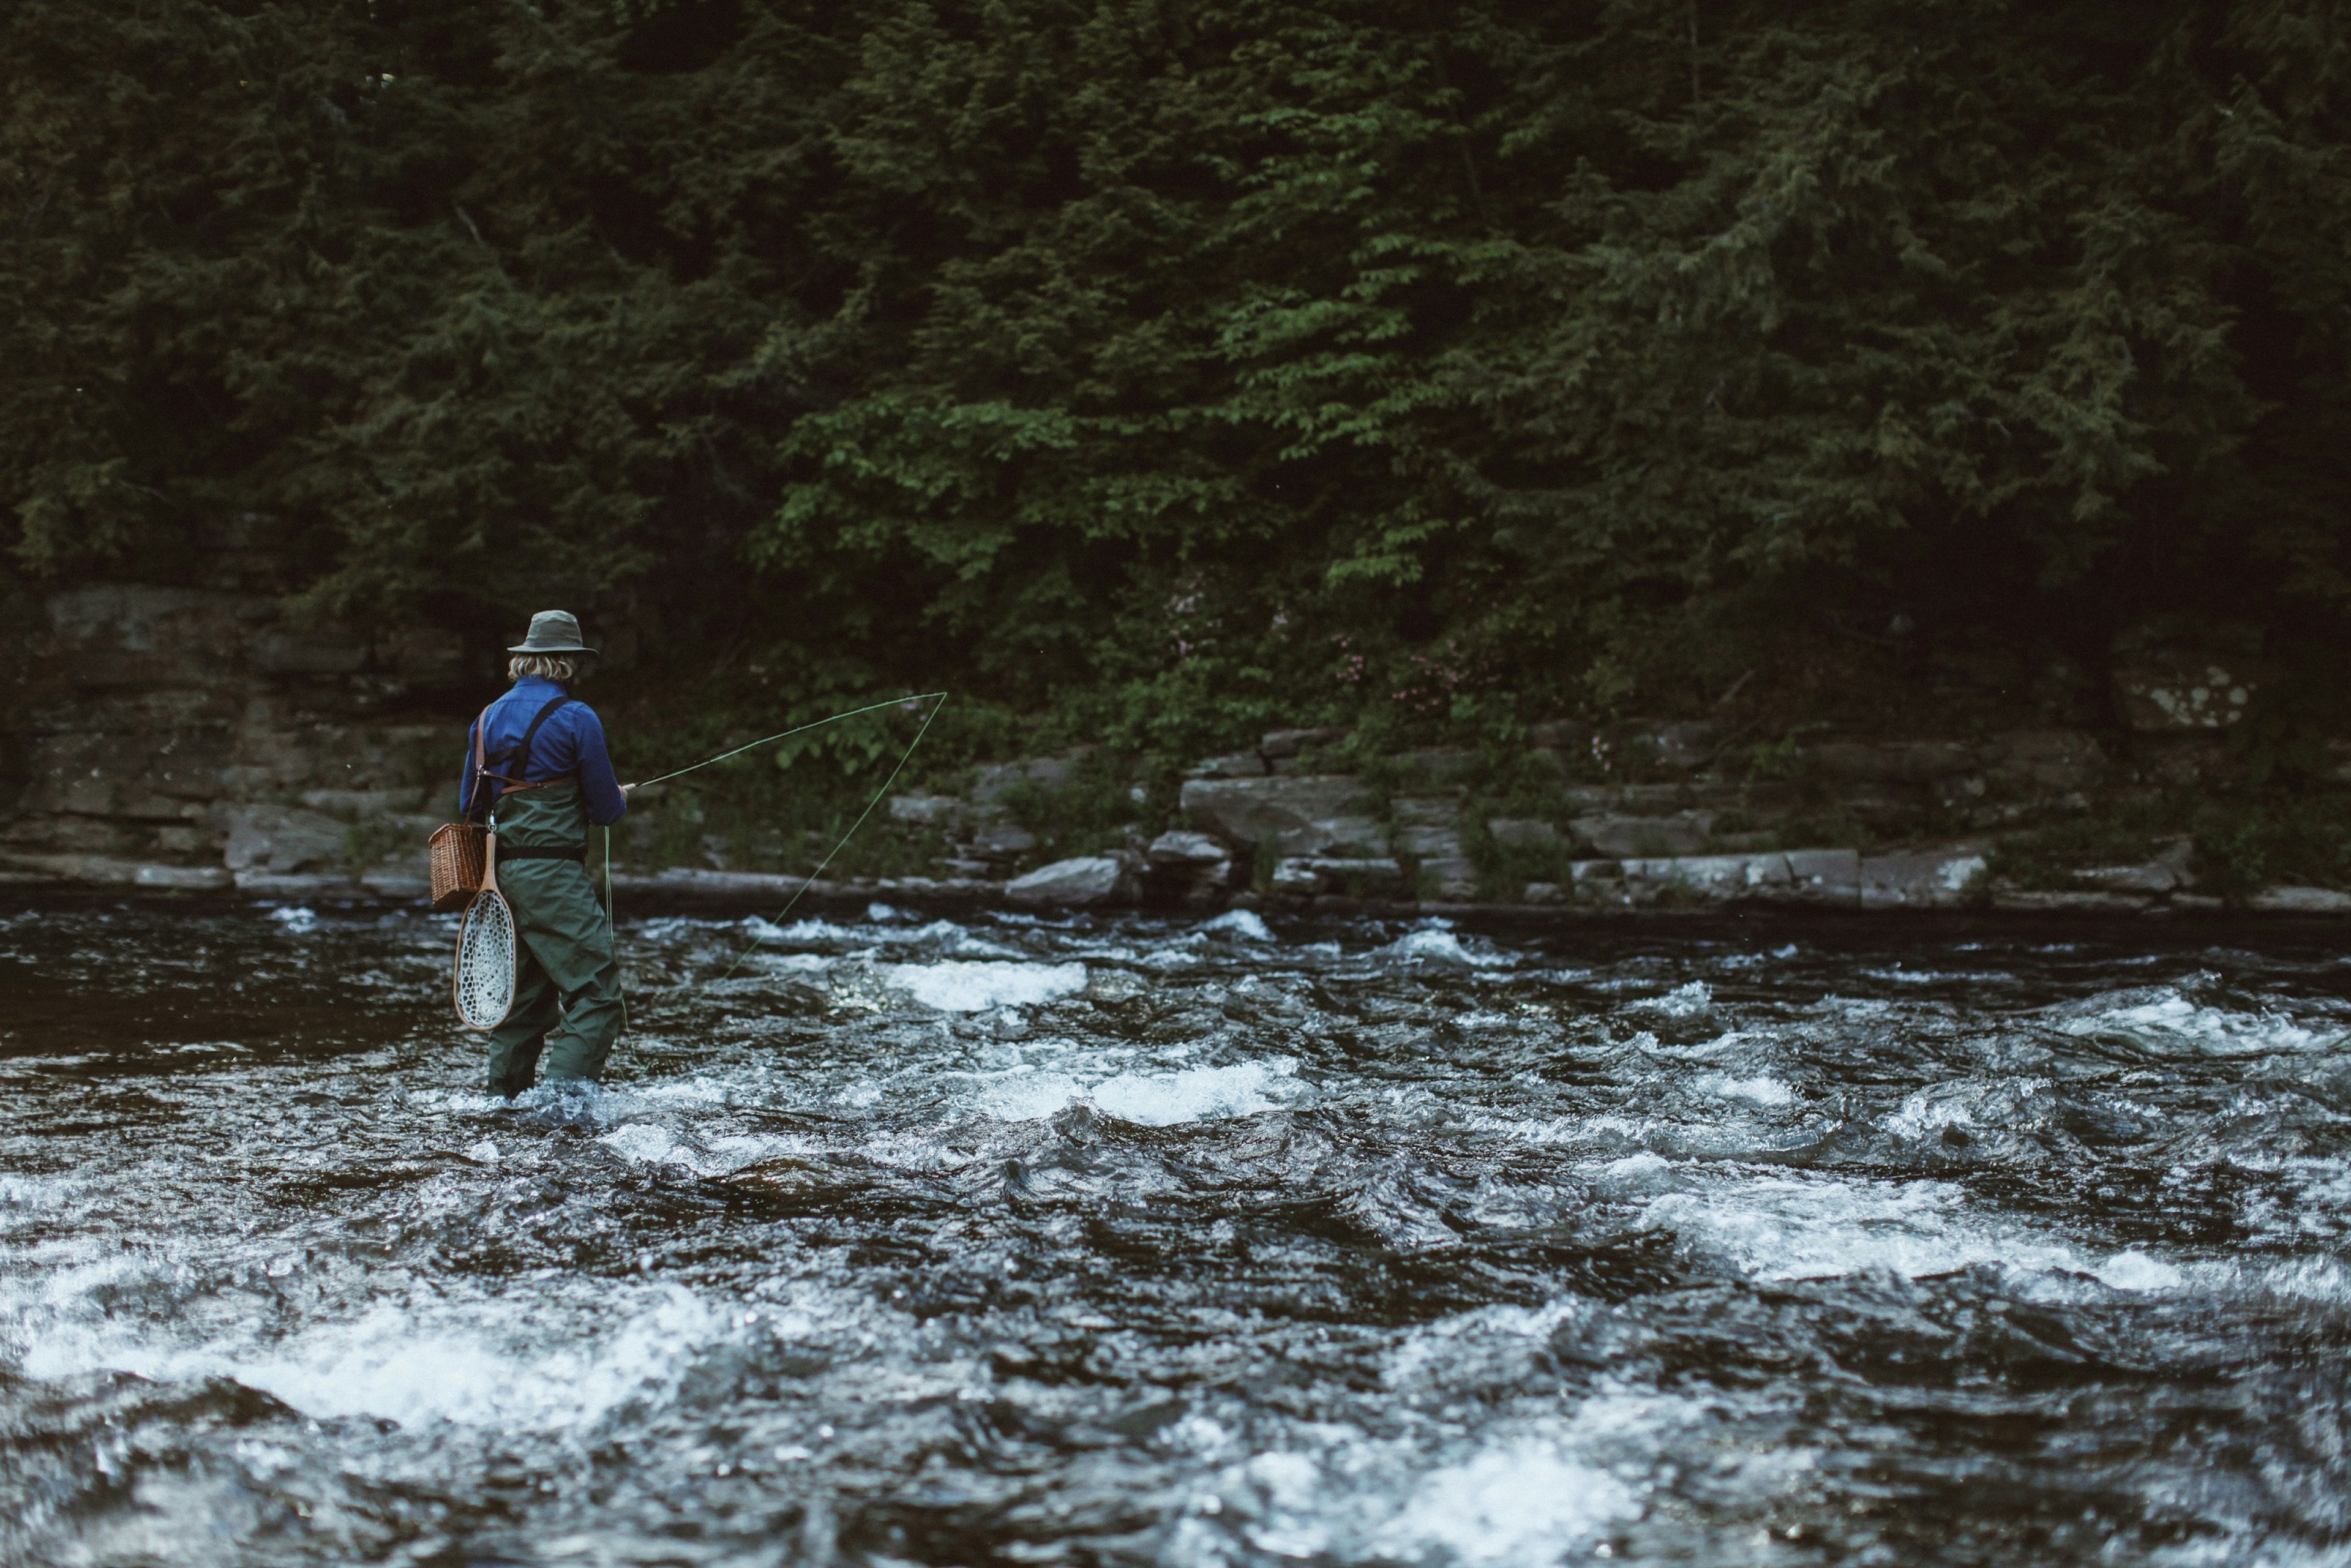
[428,822,488,912]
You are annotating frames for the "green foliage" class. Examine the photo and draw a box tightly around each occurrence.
[1987,807,2189,890]
[996,750,1148,860]
[9,0,2351,750]
[2191,795,2351,896]
[1988,788,2351,896]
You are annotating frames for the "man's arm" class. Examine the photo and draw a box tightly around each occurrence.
[575,708,629,826]
[457,716,482,819]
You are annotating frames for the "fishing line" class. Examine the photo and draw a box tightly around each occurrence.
[599,692,948,1017]
[629,692,947,790]
[709,690,945,984]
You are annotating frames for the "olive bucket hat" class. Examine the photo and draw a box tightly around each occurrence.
[508,609,596,655]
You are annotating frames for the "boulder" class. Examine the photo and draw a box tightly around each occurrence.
[231,871,356,895]
[1181,776,1381,857]
[0,852,229,890]
[1622,721,1721,771]
[2110,621,2271,731]
[1570,812,1714,857]
[1620,853,1788,899]
[1782,849,1863,904]
[1809,740,1978,783]
[1565,848,1861,909]
[1391,799,1468,863]
[1981,730,2104,790]
[1259,727,1349,760]
[1415,857,1478,900]
[222,805,351,874]
[970,823,1038,860]
[1392,748,1475,786]
[1005,855,1133,907]
[1488,819,1561,850]
[1393,824,1463,859]
[135,863,233,891]
[2070,863,2179,895]
[1561,783,1690,814]
[1146,831,1232,902]
[1992,888,2158,912]
[971,756,1082,805]
[1147,830,1229,866]
[2249,886,2351,914]
[1270,857,1409,898]
[1184,752,1267,779]
[888,794,966,827]
[1859,849,1989,909]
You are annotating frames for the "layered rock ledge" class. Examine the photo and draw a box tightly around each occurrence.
[7,585,2351,917]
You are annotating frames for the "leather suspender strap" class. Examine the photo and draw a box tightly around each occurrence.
[465,703,497,822]
[479,696,575,792]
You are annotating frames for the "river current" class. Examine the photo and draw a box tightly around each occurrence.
[1,901,2347,1566]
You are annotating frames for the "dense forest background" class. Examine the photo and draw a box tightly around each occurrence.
[7,0,2351,771]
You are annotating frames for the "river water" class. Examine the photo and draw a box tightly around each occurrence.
[2,901,2347,1566]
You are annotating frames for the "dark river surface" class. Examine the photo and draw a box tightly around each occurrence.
[3,901,2349,1567]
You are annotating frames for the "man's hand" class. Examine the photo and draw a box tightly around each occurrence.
[620,782,637,796]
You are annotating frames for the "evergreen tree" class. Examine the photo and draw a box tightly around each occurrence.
[5,0,2347,744]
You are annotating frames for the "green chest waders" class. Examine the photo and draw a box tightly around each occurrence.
[473,713,624,1097]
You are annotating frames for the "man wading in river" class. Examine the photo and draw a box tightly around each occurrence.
[459,610,631,1097]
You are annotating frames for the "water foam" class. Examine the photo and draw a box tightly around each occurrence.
[1697,1073,1793,1108]
[1091,1060,1299,1125]
[1381,924,1506,967]
[972,1060,1299,1125]
[883,960,1088,1011]
[17,1280,727,1431]
[1202,909,1273,941]
[1638,1169,2103,1282]
[2063,991,2338,1056]
[1376,1442,1638,1561]
[1640,980,1713,1016]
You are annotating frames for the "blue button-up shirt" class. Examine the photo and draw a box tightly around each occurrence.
[457,676,629,825]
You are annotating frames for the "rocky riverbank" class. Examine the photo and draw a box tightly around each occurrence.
[5,582,2349,917]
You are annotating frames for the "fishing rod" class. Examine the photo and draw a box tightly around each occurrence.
[599,691,949,1003]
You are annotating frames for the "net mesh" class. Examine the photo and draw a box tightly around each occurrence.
[454,890,516,1030]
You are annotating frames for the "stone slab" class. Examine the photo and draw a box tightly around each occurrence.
[2249,886,2351,913]
[1006,856,1132,907]
[1572,812,1715,858]
[1180,776,1380,856]
[1860,849,1990,909]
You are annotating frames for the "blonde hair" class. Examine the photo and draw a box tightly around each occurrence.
[508,653,582,685]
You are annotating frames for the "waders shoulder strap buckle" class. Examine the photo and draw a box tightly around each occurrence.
[468,695,576,819]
